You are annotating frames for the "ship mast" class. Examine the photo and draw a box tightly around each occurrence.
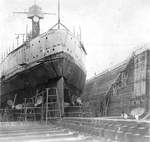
[47,0,70,31]
[58,0,60,29]
[14,4,55,39]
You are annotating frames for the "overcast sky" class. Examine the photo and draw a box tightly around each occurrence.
[1,0,150,79]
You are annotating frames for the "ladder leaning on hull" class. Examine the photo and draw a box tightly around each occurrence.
[45,88,61,124]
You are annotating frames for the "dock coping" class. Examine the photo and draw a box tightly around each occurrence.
[63,117,150,124]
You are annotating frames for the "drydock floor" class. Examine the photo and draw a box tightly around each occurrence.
[0,122,99,142]
[0,118,150,142]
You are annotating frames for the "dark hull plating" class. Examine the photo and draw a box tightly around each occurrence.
[1,52,86,105]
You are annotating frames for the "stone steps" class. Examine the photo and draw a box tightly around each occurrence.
[58,117,150,142]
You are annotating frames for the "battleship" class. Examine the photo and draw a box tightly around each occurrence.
[0,1,87,119]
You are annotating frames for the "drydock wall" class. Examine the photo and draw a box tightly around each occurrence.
[82,49,150,117]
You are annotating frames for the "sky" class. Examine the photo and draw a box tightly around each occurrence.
[1,0,150,79]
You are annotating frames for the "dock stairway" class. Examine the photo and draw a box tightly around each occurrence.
[45,88,61,123]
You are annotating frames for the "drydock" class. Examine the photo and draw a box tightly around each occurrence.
[0,1,150,142]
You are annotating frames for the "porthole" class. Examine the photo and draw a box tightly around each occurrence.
[38,40,40,43]
[53,48,55,51]
[46,37,48,39]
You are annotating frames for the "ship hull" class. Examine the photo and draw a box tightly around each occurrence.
[1,52,86,105]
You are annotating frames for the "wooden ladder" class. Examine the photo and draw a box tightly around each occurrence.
[24,98,36,121]
[45,88,61,124]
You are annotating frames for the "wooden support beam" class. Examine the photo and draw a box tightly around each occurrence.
[57,77,64,117]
